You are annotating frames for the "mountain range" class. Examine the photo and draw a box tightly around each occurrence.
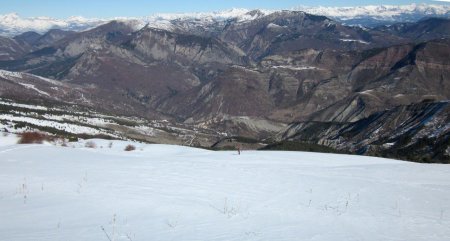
[0,3,449,36]
[0,5,449,163]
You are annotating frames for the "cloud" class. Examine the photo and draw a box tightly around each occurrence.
[434,0,450,2]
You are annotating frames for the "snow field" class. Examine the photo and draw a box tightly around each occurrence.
[0,135,449,241]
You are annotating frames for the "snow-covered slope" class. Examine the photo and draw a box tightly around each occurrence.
[0,136,449,241]
[0,98,225,146]
[1,3,449,36]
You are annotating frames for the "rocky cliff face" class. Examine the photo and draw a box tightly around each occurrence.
[281,101,450,163]
[308,39,450,122]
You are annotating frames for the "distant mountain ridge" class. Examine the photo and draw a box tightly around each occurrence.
[295,3,450,26]
[0,3,449,36]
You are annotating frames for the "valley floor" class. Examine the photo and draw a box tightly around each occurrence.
[0,135,449,241]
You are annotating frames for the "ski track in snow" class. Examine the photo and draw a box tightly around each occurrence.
[0,135,449,241]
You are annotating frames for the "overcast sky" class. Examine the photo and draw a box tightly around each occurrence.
[0,0,449,18]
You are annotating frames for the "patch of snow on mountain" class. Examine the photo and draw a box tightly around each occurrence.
[134,125,156,136]
[116,19,147,31]
[33,75,65,86]
[17,83,50,96]
[272,65,321,71]
[267,23,284,29]
[0,114,105,135]
[340,39,370,44]
[0,100,48,111]
[0,69,23,79]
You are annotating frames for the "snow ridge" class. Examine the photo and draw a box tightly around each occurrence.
[0,13,106,36]
[294,3,450,20]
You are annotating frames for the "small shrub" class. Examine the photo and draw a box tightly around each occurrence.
[125,144,136,151]
[85,141,97,149]
[18,132,50,144]
[14,122,27,129]
[68,136,79,142]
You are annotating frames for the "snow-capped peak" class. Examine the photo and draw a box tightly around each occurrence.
[144,8,272,24]
[150,8,250,20]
